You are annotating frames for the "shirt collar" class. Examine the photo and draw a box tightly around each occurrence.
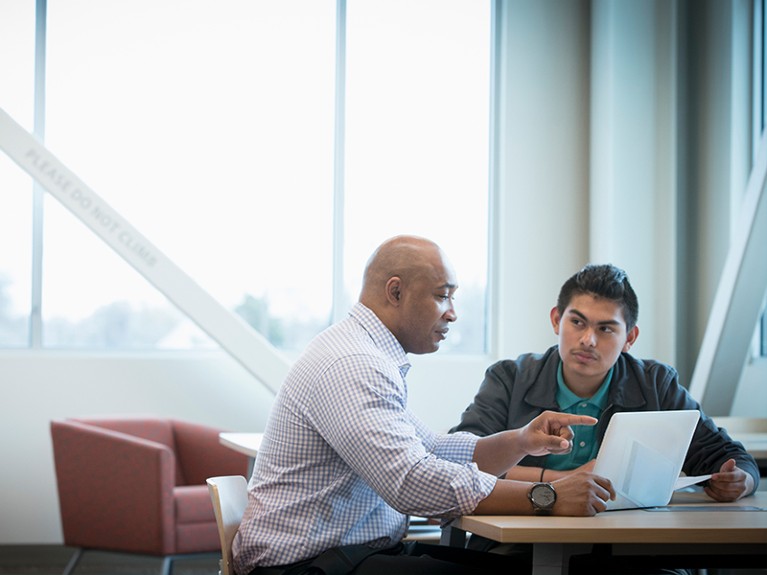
[349,302,411,377]
[556,360,612,411]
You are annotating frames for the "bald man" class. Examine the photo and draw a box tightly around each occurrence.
[234,236,614,575]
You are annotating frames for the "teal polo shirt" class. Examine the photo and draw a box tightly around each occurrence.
[544,361,612,471]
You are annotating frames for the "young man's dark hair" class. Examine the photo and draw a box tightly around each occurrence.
[556,263,639,331]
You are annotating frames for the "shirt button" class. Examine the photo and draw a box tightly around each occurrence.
[579,441,586,448]
[580,403,588,408]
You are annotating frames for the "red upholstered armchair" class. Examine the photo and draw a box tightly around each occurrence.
[50,416,250,557]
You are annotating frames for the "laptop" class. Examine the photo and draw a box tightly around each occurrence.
[592,410,711,510]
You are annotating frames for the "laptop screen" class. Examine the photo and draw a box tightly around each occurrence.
[593,409,700,510]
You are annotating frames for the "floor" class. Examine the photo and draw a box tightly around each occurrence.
[0,546,219,575]
[0,545,763,575]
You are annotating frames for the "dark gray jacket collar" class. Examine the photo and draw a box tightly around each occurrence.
[522,346,647,412]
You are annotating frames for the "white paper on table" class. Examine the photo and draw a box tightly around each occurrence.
[674,474,712,490]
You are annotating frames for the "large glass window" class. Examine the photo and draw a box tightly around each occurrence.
[344,0,490,354]
[0,0,35,347]
[0,158,33,348]
[1,0,491,354]
[43,0,336,351]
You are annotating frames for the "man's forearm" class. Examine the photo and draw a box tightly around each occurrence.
[472,479,534,515]
[472,430,528,476]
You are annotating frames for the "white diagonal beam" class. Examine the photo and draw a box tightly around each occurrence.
[0,107,289,394]
[689,132,767,414]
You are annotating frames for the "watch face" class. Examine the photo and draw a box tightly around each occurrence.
[531,483,556,508]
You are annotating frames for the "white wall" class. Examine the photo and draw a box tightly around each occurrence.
[492,0,682,366]
[590,0,678,366]
[734,357,767,416]
[491,0,591,359]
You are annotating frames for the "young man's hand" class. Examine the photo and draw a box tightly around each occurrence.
[705,458,755,502]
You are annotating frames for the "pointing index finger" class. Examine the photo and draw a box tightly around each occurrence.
[565,414,598,427]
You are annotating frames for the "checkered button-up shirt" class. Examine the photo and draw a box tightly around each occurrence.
[233,303,496,572]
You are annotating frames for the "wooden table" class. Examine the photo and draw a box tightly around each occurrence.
[219,432,263,475]
[219,432,263,457]
[445,491,767,575]
[713,417,767,471]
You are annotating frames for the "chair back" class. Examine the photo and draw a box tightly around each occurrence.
[207,475,248,575]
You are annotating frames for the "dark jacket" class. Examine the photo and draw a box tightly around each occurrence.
[451,346,759,487]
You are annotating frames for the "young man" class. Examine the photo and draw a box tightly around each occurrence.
[233,236,615,575]
[451,263,759,570]
[452,263,757,496]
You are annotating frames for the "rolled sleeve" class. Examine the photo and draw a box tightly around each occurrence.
[432,430,481,462]
[394,429,497,518]
[437,432,498,516]
[449,462,498,515]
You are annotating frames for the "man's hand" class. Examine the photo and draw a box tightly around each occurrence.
[550,471,616,516]
[473,411,597,477]
[705,458,754,502]
[473,469,615,517]
[519,410,598,456]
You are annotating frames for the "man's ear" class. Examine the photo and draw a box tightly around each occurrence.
[549,306,561,335]
[623,325,639,352]
[385,277,402,305]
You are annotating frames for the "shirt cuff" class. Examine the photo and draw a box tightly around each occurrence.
[434,430,481,463]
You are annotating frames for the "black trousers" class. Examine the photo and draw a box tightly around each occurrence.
[249,541,529,575]
[250,539,701,575]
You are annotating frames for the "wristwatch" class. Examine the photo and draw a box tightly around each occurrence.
[528,482,557,515]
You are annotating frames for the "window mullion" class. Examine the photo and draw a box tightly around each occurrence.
[30,0,47,349]
[331,0,347,324]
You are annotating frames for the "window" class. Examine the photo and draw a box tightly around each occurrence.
[0,157,33,348]
[1,0,491,354]
[41,0,336,351]
[0,0,35,347]
[343,0,490,353]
